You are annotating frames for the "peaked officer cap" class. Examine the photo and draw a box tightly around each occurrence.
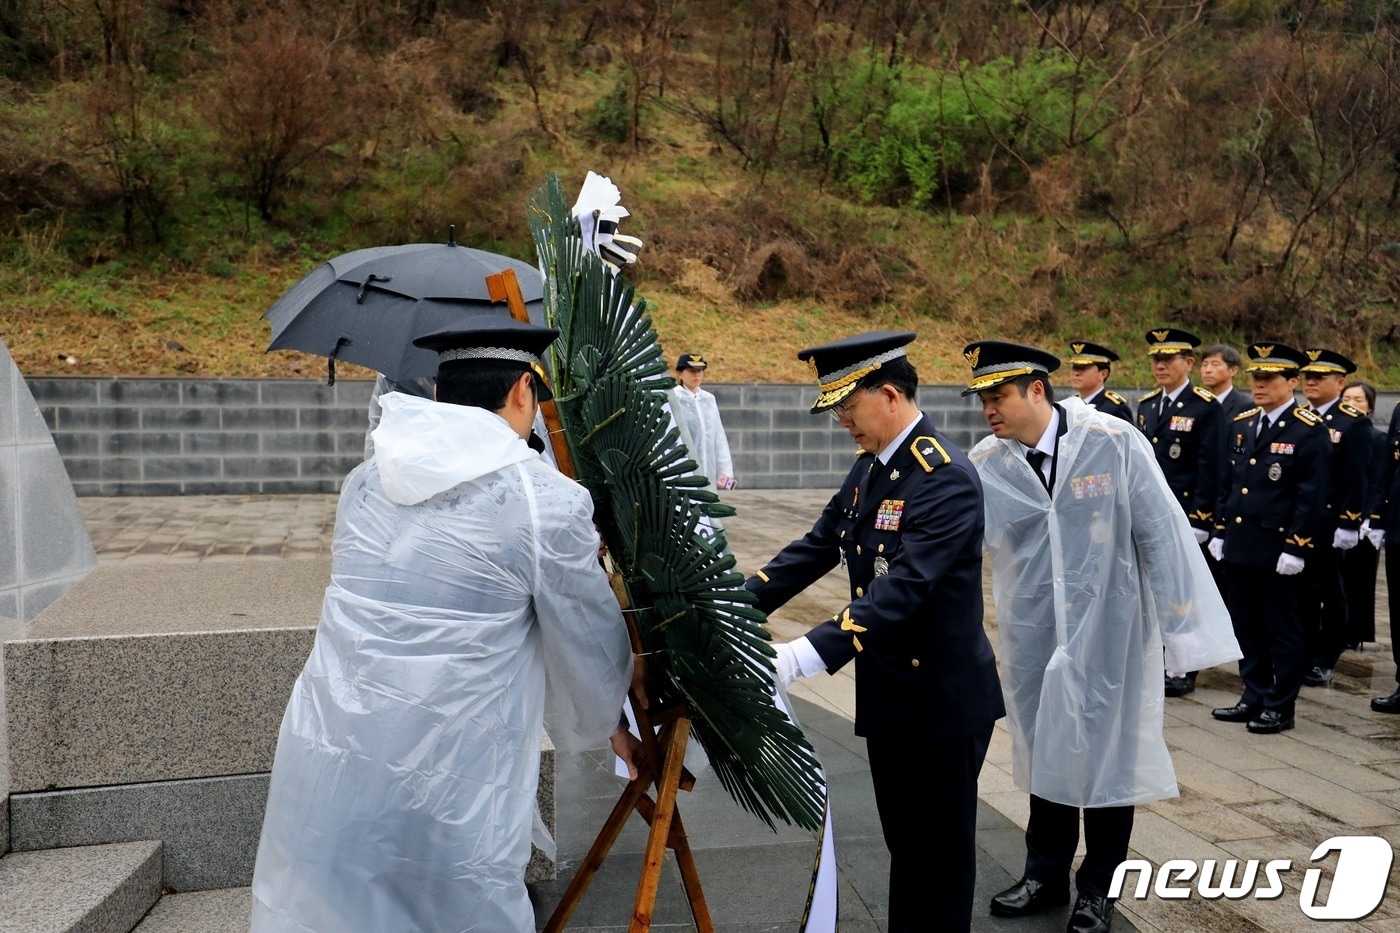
[1144,327,1201,356]
[1066,340,1120,366]
[797,331,916,413]
[1242,341,1308,376]
[1299,347,1357,375]
[961,341,1060,396]
[413,316,559,401]
[676,353,708,371]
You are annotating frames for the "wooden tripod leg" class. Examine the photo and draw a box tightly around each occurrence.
[542,772,651,933]
[629,717,714,933]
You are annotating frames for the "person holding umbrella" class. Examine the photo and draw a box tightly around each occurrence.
[251,317,641,933]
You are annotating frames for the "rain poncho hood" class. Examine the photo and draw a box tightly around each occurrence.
[971,398,1240,807]
[371,391,537,503]
[252,392,632,932]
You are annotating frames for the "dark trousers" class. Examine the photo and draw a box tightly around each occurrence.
[1303,544,1349,669]
[1341,539,1380,645]
[1225,561,1308,717]
[868,724,992,933]
[1389,546,1400,686]
[1024,795,1135,898]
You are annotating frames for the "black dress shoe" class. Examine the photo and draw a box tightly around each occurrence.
[1302,666,1334,687]
[990,877,1070,917]
[1211,702,1258,723]
[1372,690,1400,713]
[1247,710,1295,734]
[1066,893,1113,933]
[1164,674,1195,697]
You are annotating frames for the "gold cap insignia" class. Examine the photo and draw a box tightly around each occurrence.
[964,346,980,368]
[1306,350,1322,361]
[1255,345,1274,357]
[1152,330,1170,341]
[692,353,705,363]
[1071,342,1085,354]
[805,356,819,379]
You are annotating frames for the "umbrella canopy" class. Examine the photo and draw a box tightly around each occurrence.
[264,240,545,384]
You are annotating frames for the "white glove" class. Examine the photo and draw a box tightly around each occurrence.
[1207,537,1225,562]
[1363,520,1385,550]
[1333,528,1360,551]
[772,642,800,687]
[1193,527,1210,545]
[1276,553,1305,576]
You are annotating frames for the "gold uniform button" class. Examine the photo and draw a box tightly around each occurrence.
[1249,458,1257,465]
[1235,517,1243,524]
[856,545,862,555]
[1242,488,1249,495]
[911,658,920,668]
[1152,437,1159,443]
[855,587,864,597]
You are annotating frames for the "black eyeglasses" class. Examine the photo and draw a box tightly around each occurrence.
[829,391,869,422]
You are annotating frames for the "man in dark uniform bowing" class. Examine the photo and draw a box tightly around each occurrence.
[747,331,1004,933]
[1137,327,1226,697]
[1066,340,1133,422]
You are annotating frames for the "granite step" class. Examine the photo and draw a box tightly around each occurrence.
[130,888,250,932]
[0,841,162,933]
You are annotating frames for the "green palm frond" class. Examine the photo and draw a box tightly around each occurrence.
[528,173,825,831]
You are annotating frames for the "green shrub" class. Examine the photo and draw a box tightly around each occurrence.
[832,49,1114,206]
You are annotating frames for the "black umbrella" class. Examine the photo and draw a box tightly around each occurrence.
[264,230,545,384]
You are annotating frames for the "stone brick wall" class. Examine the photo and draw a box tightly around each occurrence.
[24,376,1400,495]
[26,378,374,497]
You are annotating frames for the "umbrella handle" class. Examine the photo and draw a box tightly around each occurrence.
[327,336,351,386]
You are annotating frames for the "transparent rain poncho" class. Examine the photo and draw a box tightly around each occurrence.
[666,384,734,491]
[970,398,1240,808]
[252,393,633,933]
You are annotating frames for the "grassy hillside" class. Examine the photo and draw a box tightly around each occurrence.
[3,1,1399,387]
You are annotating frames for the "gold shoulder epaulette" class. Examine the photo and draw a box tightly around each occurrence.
[1104,390,1127,405]
[1138,387,1162,403]
[1235,407,1262,422]
[911,435,951,473]
[1339,402,1364,418]
[1294,407,1323,425]
[1192,385,1217,402]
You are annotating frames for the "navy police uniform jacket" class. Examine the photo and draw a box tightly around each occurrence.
[1373,402,1400,535]
[1218,403,1331,566]
[1310,402,1374,536]
[1087,389,1133,423]
[744,415,1005,741]
[1137,383,1226,532]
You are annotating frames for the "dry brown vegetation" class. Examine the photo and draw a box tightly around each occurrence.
[1,0,1399,385]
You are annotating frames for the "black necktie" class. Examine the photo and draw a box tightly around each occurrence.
[1025,449,1050,492]
[1256,414,1267,438]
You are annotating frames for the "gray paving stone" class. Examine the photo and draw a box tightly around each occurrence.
[9,775,269,891]
[132,888,251,932]
[0,840,161,933]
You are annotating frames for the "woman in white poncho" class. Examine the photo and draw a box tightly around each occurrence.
[962,341,1239,930]
[667,353,734,491]
[251,319,635,933]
